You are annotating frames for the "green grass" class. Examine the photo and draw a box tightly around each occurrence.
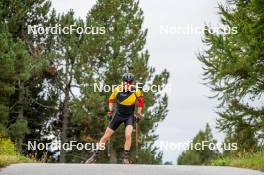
[212,151,264,171]
[0,154,33,168]
[0,137,34,168]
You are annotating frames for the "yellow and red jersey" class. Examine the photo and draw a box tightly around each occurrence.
[108,85,144,115]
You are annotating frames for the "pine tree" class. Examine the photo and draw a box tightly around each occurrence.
[0,28,16,135]
[0,0,54,152]
[0,24,32,150]
[177,123,219,165]
[222,124,258,155]
[198,0,264,151]
[78,0,170,164]
[44,10,104,162]
[54,0,169,164]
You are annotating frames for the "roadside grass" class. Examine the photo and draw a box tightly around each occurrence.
[0,154,33,168]
[0,137,34,168]
[212,151,264,172]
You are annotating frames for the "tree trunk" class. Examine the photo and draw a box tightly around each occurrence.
[17,80,25,151]
[60,84,70,163]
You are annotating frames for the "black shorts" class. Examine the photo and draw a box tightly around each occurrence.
[108,113,135,131]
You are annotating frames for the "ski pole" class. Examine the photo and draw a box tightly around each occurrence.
[135,118,139,160]
[107,129,111,158]
[104,114,111,158]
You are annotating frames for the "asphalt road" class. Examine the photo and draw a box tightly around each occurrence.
[0,164,264,175]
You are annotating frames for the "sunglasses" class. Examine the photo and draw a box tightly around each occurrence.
[124,80,133,84]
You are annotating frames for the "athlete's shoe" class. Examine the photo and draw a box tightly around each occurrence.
[122,150,131,164]
[122,157,130,164]
[85,152,98,164]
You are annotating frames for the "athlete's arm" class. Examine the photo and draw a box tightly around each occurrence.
[109,102,114,112]
[107,89,117,119]
[136,96,144,114]
[108,87,119,112]
[135,89,144,115]
[137,106,142,114]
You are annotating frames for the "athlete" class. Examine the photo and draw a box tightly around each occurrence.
[85,73,144,164]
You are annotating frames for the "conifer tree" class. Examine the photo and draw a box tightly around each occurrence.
[0,0,53,151]
[79,0,170,164]
[0,28,17,135]
[198,0,264,151]
[177,124,219,165]
[46,10,104,162]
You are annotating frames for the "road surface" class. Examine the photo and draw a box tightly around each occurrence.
[0,164,264,175]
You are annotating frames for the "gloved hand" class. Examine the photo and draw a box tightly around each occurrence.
[134,112,142,121]
[107,111,113,121]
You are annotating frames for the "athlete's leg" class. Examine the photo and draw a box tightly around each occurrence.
[122,124,133,164]
[124,114,135,151]
[124,125,133,150]
[98,127,114,148]
[99,113,124,145]
[85,115,122,163]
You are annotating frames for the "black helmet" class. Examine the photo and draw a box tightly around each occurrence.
[122,73,134,82]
